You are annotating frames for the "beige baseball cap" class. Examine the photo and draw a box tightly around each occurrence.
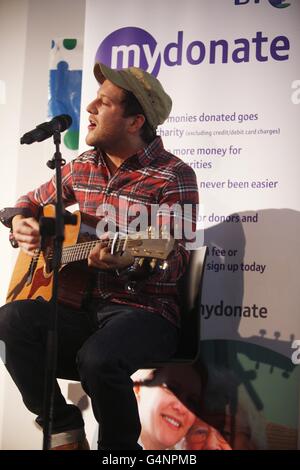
[94,62,172,130]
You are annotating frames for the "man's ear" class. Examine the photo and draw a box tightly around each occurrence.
[128,114,145,134]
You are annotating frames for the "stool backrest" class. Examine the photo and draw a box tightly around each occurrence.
[144,246,208,367]
[180,246,208,312]
[175,246,208,361]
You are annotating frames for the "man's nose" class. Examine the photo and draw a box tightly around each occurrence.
[86,100,97,114]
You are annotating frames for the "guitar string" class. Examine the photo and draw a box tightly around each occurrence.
[31,237,164,264]
[43,238,129,263]
[64,238,144,263]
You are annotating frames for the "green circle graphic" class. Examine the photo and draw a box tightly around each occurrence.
[64,130,79,150]
[63,39,77,50]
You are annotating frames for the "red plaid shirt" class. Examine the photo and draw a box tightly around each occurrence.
[1,137,198,326]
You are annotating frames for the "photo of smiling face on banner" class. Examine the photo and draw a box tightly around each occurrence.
[132,365,231,450]
[134,380,196,449]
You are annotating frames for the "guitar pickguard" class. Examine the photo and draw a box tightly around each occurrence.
[27,266,52,300]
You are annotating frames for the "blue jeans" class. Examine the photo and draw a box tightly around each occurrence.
[0,298,178,450]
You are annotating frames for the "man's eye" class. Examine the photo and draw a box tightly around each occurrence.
[98,98,109,106]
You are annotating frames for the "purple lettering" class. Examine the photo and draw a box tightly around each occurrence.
[209,40,229,63]
[252,31,268,62]
[186,41,206,65]
[232,38,250,62]
[270,36,290,61]
[164,31,183,66]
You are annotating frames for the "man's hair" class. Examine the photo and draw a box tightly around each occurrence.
[121,89,157,144]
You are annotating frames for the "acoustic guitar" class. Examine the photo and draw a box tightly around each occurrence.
[6,205,175,309]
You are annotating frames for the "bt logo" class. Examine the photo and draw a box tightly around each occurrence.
[235,0,290,7]
[269,0,290,7]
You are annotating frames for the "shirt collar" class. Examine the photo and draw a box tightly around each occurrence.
[95,136,165,170]
[135,136,165,167]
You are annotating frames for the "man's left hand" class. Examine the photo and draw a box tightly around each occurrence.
[87,237,134,271]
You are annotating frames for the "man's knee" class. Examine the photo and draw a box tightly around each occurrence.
[76,342,126,383]
[0,300,48,342]
[0,302,18,341]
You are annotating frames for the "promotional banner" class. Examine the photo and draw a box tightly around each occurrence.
[79,0,299,449]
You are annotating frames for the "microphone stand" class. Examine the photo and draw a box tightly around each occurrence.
[41,130,76,450]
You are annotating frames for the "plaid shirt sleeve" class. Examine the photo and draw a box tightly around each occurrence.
[0,162,77,246]
[14,161,77,218]
[0,161,77,228]
[154,163,199,283]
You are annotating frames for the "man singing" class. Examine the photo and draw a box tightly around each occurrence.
[0,63,198,450]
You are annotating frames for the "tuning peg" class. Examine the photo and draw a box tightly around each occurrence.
[150,258,157,270]
[159,261,168,271]
[138,257,145,267]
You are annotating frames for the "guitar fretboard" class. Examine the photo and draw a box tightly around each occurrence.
[31,230,171,266]
[61,238,128,264]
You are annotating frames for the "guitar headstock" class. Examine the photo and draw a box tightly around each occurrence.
[111,228,175,260]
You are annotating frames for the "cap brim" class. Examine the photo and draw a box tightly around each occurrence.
[93,62,132,92]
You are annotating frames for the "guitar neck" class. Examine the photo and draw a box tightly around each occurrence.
[61,238,126,265]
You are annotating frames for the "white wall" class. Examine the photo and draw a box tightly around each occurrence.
[0,0,29,449]
[0,0,87,450]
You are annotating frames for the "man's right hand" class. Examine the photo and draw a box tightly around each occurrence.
[12,215,41,256]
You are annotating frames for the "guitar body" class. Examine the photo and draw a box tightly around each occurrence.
[6,205,86,307]
[6,248,53,303]
[6,204,175,309]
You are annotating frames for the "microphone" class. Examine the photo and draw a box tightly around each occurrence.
[20,114,72,145]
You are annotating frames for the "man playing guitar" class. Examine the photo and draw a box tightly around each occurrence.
[0,63,198,450]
